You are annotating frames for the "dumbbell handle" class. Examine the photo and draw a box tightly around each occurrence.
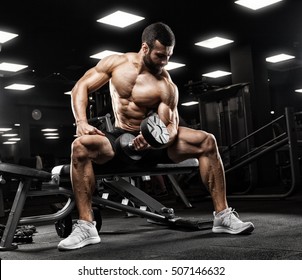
[127,136,149,150]
[128,141,147,150]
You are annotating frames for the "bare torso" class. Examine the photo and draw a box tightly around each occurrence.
[109,53,175,132]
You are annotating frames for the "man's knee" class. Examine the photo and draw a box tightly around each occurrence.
[71,138,89,161]
[203,133,218,154]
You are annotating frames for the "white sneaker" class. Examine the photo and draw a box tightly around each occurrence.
[212,207,254,234]
[58,220,101,251]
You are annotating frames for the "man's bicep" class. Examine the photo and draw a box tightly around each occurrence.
[157,102,179,135]
[158,83,179,125]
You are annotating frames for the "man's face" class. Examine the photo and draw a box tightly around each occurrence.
[143,40,174,74]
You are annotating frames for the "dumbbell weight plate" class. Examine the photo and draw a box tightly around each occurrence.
[115,133,143,161]
[140,115,169,148]
[55,214,73,238]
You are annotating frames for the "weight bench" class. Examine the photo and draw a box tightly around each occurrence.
[0,158,212,251]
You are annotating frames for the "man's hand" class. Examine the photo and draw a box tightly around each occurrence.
[76,121,105,137]
[131,133,151,151]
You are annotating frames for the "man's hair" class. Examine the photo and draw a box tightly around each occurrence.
[141,22,175,49]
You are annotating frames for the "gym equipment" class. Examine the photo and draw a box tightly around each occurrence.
[115,114,169,162]
[115,133,145,162]
[188,83,256,191]
[223,107,302,198]
[140,114,169,148]
[0,163,51,250]
[0,155,213,251]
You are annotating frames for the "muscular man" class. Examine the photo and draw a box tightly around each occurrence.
[58,22,254,251]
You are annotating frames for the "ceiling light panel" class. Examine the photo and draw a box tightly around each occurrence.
[90,50,123,60]
[165,62,186,71]
[41,128,58,132]
[0,62,28,72]
[235,0,283,11]
[202,70,232,78]
[2,133,18,137]
[97,10,144,28]
[0,30,18,43]
[45,136,59,139]
[0,128,12,132]
[195,36,234,49]
[266,53,295,63]
[4,84,35,90]
[181,101,199,106]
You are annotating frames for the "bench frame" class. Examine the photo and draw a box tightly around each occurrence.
[0,159,212,251]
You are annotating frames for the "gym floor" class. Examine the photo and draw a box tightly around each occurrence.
[1,185,302,260]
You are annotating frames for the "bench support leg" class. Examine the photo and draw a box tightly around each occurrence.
[0,186,5,217]
[167,175,192,208]
[0,178,32,251]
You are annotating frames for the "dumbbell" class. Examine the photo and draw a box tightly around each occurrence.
[115,114,170,162]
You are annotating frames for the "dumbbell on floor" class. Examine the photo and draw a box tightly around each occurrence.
[115,114,169,162]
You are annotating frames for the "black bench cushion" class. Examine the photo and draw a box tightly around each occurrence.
[53,158,199,178]
[0,163,51,180]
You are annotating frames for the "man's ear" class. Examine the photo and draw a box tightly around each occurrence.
[142,42,149,54]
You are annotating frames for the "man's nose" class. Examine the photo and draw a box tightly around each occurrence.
[161,59,168,66]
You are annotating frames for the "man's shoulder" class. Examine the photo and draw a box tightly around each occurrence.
[109,52,139,66]
[95,52,135,72]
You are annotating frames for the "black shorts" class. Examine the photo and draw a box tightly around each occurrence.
[103,127,173,166]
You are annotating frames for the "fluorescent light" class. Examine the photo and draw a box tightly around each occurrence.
[4,83,35,90]
[44,133,59,136]
[266,53,295,63]
[0,62,28,72]
[0,128,12,132]
[195,36,234,49]
[165,62,186,71]
[2,134,18,137]
[90,50,123,60]
[295,89,302,93]
[3,142,17,145]
[8,138,21,141]
[45,136,59,139]
[235,0,283,10]
[0,31,18,43]
[97,11,144,28]
[202,70,232,78]
[181,101,199,106]
[41,128,58,132]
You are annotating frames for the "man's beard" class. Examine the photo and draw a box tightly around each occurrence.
[143,54,162,75]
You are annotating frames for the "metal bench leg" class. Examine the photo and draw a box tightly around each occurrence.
[167,175,192,208]
[0,186,5,217]
[0,178,32,251]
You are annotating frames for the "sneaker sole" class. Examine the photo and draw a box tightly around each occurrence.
[58,236,101,251]
[212,224,255,235]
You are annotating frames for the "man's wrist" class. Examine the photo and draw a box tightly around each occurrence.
[76,119,87,124]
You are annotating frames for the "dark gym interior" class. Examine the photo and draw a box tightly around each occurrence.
[1,0,302,261]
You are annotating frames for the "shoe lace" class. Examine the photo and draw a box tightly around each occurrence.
[70,222,90,239]
[222,208,241,225]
